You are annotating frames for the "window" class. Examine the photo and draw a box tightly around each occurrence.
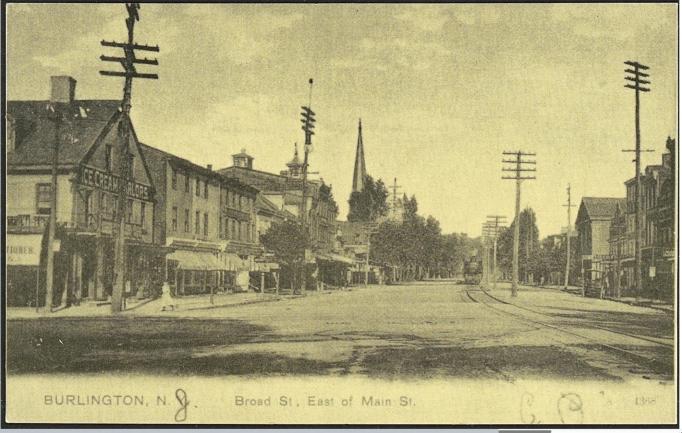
[171,169,177,190]
[172,207,178,231]
[230,219,236,240]
[203,213,209,236]
[204,181,208,199]
[36,184,52,215]
[195,210,200,234]
[105,144,113,171]
[196,178,201,196]
[219,217,223,238]
[127,199,133,223]
[185,174,190,193]
[184,209,190,232]
[231,192,237,208]
[129,154,136,174]
[140,202,146,226]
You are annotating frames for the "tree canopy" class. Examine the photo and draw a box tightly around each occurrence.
[347,174,389,222]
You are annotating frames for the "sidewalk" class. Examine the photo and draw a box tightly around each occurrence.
[5,287,353,319]
[532,284,673,314]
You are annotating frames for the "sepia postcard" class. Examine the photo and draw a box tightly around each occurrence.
[3,2,679,427]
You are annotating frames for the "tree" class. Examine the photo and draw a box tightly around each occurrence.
[260,220,310,292]
[347,175,389,222]
[497,207,540,283]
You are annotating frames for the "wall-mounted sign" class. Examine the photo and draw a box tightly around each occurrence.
[6,234,43,266]
[78,166,151,201]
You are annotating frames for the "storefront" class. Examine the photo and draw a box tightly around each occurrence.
[6,233,44,307]
[168,249,225,296]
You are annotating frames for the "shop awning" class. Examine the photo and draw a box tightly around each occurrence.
[168,250,224,271]
[316,252,355,265]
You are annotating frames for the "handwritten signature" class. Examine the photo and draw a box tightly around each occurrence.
[175,388,190,422]
[520,391,584,424]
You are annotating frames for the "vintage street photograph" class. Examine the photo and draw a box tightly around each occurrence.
[3,2,678,426]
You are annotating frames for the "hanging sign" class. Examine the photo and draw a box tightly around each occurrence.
[78,165,151,201]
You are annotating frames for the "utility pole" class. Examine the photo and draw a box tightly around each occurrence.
[563,184,576,291]
[299,78,316,294]
[390,177,402,220]
[486,215,507,290]
[365,222,379,286]
[44,103,65,311]
[502,151,536,297]
[100,2,159,313]
[623,61,652,299]
[481,223,493,290]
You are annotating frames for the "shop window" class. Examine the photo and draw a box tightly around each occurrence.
[36,183,52,215]
[172,207,178,231]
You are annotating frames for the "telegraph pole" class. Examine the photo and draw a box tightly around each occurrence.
[481,223,494,290]
[623,61,652,299]
[390,177,402,220]
[100,2,159,313]
[563,184,576,290]
[486,215,507,290]
[502,151,536,297]
[364,222,379,286]
[44,104,64,311]
[299,78,316,294]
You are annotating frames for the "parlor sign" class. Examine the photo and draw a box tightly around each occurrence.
[78,166,151,201]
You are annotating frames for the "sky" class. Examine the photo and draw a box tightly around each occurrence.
[6,3,678,237]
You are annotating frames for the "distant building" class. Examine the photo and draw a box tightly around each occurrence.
[612,137,676,299]
[218,147,338,254]
[6,76,162,306]
[352,119,367,193]
[141,143,260,294]
[652,138,676,299]
[575,197,626,290]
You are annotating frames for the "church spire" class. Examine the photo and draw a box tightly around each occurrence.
[352,118,367,192]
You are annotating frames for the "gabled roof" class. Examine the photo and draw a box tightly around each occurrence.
[140,142,259,194]
[579,197,626,220]
[7,100,121,167]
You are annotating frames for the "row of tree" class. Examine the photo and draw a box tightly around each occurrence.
[349,175,479,280]
[495,207,580,285]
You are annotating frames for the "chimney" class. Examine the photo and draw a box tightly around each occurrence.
[50,76,77,104]
[207,164,213,171]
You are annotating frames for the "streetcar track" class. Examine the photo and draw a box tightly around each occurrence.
[478,288,674,348]
[463,289,672,377]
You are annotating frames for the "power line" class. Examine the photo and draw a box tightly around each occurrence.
[623,60,653,299]
[99,2,159,313]
[502,150,536,297]
[563,184,576,291]
[486,215,507,290]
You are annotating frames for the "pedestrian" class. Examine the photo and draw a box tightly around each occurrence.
[160,281,175,312]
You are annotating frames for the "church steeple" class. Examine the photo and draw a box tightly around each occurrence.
[352,119,367,192]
